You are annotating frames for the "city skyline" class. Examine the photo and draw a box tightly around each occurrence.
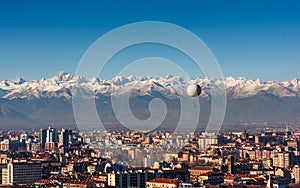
[1,127,300,187]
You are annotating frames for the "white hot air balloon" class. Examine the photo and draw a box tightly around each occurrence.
[187,84,202,97]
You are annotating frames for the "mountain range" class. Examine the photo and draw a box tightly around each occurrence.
[1,72,300,130]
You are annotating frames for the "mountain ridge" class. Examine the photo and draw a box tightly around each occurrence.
[1,72,300,130]
[1,72,300,100]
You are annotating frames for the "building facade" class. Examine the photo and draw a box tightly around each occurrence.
[1,162,42,185]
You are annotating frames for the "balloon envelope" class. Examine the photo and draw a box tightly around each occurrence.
[187,84,201,97]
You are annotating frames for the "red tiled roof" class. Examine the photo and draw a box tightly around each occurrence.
[147,178,182,184]
[224,176,235,180]
[64,180,94,185]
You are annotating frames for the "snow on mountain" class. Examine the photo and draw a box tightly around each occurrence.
[0,73,300,100]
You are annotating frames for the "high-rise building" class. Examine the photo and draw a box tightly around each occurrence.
[59,128,72,148]
[46,127,58,143]
[38,129,47,150]
[39,127,58,151]
[1,162,42,185]
[0,139,25,151]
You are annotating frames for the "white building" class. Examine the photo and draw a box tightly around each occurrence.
[198,132,218,150]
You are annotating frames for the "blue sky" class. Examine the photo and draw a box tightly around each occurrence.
[0,0,299,81]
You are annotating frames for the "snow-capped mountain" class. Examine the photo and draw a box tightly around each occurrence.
[1,72,300,130]
[1,72,300,100]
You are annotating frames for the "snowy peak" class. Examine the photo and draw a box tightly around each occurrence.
[0,73,300,100]
[12,77,26,85]
[49,72,78,84]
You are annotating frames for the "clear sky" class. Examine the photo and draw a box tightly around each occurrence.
[0,0,299,81]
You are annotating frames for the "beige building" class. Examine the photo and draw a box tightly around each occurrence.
[293,165,300,184]
[275,152,290,168]
[146,178,182,188]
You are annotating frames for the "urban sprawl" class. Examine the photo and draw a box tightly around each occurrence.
[0,126,300,187]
